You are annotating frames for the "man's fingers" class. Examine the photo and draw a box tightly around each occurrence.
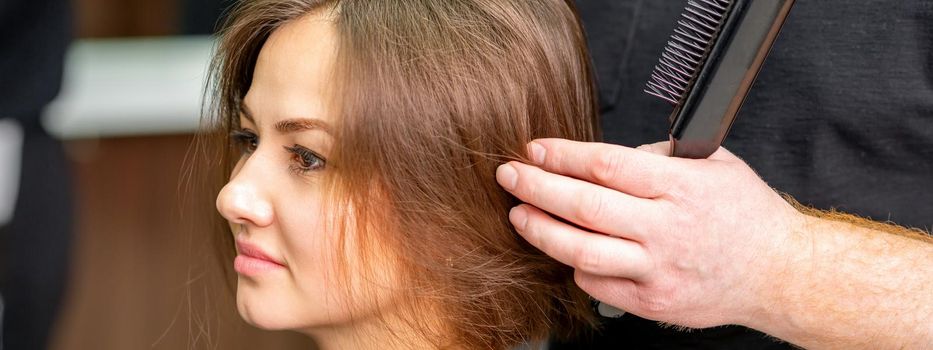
[497,161,659,241]
[527,139,681,198]
[636,141,672,156]
[511,204,651,279]
[708,145,740,162]
[573,270,647,318]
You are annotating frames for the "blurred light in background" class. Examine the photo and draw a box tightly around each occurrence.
[43,37,213,139]
[0,120,23,226]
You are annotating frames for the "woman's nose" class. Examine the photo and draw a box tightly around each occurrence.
[216,163,274,227]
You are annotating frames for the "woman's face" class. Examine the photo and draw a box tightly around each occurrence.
[215,13,393,331]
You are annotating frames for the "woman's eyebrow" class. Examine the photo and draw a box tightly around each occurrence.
[240,101,333,135]
[274,118,333,135]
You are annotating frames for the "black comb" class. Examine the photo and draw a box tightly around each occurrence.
[645,0,796,158]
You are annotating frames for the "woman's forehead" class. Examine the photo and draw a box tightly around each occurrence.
[247,12,339,125]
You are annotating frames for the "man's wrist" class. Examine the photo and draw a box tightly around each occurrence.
[740,209,818,343]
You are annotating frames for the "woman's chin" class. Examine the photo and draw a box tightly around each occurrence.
[235,283,338,331]
[237,301,282,330]
[233,275,384,332]
[236,286,297,330]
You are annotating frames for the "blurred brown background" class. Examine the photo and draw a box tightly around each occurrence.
[47,0,315,348]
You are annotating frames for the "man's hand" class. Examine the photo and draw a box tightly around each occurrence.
[496,139,933,349]
[495,139,803,328]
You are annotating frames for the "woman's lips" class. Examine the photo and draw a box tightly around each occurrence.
[234,239,286,276]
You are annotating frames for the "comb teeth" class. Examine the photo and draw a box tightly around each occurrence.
[646,0,733,105]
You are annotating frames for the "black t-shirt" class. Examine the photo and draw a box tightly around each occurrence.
[558,1,933,348]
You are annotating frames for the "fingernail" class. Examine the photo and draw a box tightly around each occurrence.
[597,302,627,318]
[528,142,546,165]
[496,163,518,191]
[509,206,528,231]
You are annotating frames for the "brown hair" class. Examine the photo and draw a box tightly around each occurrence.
[201,0,601,348]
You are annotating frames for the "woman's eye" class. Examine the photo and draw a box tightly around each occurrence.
[231,129,259,154]
[284,145,326,173]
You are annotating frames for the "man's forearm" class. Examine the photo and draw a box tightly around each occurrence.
[751,209,933,349]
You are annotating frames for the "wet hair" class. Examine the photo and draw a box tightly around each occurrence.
[202,0,600,348]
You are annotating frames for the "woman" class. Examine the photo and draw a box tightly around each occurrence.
[203,0,600,348]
